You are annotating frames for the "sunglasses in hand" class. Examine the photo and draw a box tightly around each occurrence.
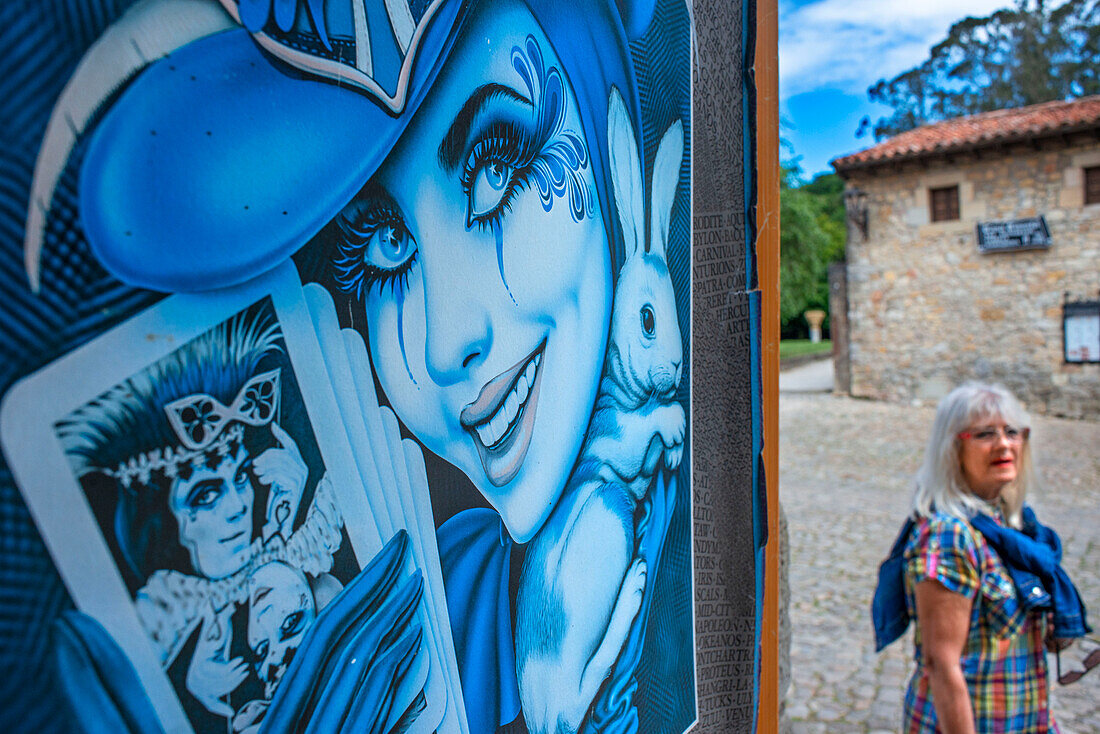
[1055,636,1100,686]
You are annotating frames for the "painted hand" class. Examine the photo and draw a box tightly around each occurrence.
[255,421,307,540]
[187,606,248,718]
[581,471,678,734]
[260,530,427,734]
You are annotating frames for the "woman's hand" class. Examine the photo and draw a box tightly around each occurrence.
[1044,618,1074,652]
[186,605,248,718]
[255,422,308,540]
[580,470,676,734]
[914,579,976,734]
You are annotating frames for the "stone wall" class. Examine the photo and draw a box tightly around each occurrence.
[843,142,1100,419]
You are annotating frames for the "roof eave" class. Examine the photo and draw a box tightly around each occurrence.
[831,120,1100,178]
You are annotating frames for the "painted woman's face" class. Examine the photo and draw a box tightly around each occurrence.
[169,444,254,578]
[336,2,611,543]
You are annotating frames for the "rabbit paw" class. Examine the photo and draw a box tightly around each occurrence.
[665,443,684,470]
[657,402,686,450]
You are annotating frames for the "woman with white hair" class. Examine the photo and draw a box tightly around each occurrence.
[873,382,1092,734]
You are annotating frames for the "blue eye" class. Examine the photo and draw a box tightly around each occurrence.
[334,194,419,299]
[364,222,415,270]
[469,160,514,220]
[461,122,537,229]
[186,479,225,510]
[280,610,307,640]
[234,461,251,489]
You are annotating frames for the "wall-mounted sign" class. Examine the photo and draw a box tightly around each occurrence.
[1064,300,1100,364]
[976,216,1051,253]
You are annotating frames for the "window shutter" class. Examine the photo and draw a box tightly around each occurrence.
[930,185,960,222]
[1085,166,1100,205]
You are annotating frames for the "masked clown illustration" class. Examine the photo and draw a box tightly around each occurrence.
[55,304,347,728]
[25,0,693,732]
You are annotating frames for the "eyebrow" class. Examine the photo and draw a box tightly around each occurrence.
[341,182,401,226]
[438,83,533,172]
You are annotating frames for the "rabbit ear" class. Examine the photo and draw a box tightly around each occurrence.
[607,87,644,260]
[649,118,683,261]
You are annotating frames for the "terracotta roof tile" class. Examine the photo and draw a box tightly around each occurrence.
[832,96,1100,173]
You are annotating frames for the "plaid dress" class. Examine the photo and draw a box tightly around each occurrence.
[902,512,1059,733]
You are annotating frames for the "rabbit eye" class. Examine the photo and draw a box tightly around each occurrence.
[640,305,656,338]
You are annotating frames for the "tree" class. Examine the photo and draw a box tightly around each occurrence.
[862,0,1100,140]
[779,168,845,337]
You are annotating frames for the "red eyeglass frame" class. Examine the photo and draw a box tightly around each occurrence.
[956,427,1031,442]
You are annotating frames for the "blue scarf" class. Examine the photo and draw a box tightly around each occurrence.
[872,505,1091,652]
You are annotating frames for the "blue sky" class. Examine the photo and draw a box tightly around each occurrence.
[778,0,1007,179]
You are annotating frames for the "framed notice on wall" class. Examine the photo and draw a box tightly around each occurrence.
[1064,300,1100,364]
[0,1,771,733]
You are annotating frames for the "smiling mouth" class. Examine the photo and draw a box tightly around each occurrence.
[220,530,247,546]
[460,340,545,487]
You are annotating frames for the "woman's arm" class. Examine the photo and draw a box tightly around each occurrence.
[913,579,975,734]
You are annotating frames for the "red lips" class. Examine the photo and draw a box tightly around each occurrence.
[460,340,546,487]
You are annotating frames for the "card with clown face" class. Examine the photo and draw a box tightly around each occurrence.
[0,263,455,733]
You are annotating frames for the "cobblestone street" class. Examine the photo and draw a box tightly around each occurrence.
[780,390,1100,733]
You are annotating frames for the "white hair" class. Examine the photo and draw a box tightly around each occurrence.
[911,382,1034,528]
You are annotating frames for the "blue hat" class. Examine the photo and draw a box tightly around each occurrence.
[79,0,651,292]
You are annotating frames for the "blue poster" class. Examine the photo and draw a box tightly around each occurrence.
[0,0,695,732]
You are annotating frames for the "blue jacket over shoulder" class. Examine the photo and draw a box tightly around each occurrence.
[872,505,1091,652]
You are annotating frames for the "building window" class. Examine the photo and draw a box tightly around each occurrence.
[1085,166,1100,205]
[929,185,960,222]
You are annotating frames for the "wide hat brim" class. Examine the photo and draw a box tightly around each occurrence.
[79,3,464,293]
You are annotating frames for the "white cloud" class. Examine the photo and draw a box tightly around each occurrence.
[779,0,1008,99]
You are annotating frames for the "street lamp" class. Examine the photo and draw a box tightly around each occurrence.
[843,187,869,240]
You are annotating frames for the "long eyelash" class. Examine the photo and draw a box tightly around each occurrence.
[460,120,540,230]
[332,201,417,300]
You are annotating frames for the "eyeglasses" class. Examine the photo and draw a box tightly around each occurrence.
[957,425,1030,444]
[1056,638,1100,685]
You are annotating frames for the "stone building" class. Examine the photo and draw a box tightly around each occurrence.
[832,96,1100,419]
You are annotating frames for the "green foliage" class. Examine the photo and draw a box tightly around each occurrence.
[779,339,833,360]
[779,167,845,337]
[864,0,1100,140]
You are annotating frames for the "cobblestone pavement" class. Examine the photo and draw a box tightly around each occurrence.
[780,392,1100,733]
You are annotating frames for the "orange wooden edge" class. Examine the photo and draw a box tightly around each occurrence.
[754,0,781,730]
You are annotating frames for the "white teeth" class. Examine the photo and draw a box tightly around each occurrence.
[476,352,540,448]
[504,392,519,424]
[489,410,508,443]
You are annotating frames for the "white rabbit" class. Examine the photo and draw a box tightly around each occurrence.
[514,87,686,734]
